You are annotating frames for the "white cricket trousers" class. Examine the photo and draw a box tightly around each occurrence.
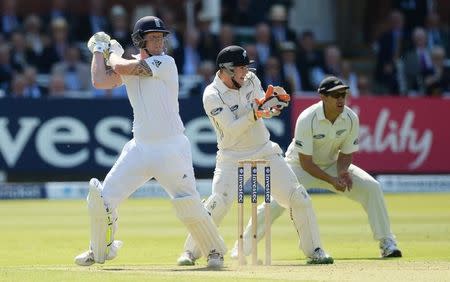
[101,134,199,209]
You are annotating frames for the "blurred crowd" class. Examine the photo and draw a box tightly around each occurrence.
[0,0,449,99]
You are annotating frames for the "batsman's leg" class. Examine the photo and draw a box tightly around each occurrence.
[172,195,227,268]
[230,200,285,259]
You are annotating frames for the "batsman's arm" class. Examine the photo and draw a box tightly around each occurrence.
[91,53,122,89]
[109,54,153,77]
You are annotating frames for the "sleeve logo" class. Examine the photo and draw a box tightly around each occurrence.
[210,107,223,116]
[152,59,162,68]
[295,140,303,147]
[313,134,325,139]
[353,138,359,145]
[230,105,239,111]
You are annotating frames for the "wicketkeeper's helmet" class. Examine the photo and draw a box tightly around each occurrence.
[131,16,170,48]
[216,45,254,75]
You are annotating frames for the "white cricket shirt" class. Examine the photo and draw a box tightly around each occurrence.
[121,54,185,142]
[285,101,359,168]
[203,71,270,151]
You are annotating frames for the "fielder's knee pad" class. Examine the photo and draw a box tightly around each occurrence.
[87,178,114,264]
[172,196,227,257]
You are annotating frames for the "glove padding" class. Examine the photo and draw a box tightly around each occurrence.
[87,32,111,63]
[255,107,282,119]
[109,39,124,58]
[255,85,291,111]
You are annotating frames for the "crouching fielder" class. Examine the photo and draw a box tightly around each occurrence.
[231,76,402,259]
[177,45,333,266]
[74,16,226,268]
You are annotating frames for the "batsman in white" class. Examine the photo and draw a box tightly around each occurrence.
[231,76,402,259]
[74,16,227,268]
[177,45,333,266]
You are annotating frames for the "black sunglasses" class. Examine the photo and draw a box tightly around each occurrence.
[327,90,348,99]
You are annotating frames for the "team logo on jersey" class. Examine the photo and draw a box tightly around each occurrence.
[295,140,303,147]
[152,60,162,68]
[336,129,346,136]
[313,134,325,139]
[210,107,223,116]
[353,138,359,145]
[230,105,239,111]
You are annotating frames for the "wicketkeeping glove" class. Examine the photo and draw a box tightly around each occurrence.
[255,85,291,110]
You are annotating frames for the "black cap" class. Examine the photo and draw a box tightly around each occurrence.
[216,45,254,68]
[317,76,349,94]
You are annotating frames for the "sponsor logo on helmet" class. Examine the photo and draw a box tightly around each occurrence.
[210,107,223,116]
[313,134,325,139]
[155,18,161,27]
[230,105,239,111]
[242,50,247,58]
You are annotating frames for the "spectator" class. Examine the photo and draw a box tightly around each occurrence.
[76,0,108,41]
[261,56,286,88]
[173,28,201,75]
[9,31,39,71]
[51,46,91,93]
[23,66,46,98]
[402,27,433,95]
[189,60,215,97]
[197,11,219,62]
[424,46,450,96]
[279,41,302,94]
[9,74,27,98]
[109,5,132,48]
[47,73,67,98]
[425,12,450,55]
[0,43,19,92]
[221,0,266,26]
[341,60,359,97]
[373,10,410,94]
[310,45,343,88]
[296,30,323,91]
[218,24,236,50]
[38,18,71,73]
[23,14,45,56]
[42,0,74,37]
[254,22,277,70]
[268,4,297,47]
[160,9,184,54]
[0,0,21,39]
[357,74,373,96]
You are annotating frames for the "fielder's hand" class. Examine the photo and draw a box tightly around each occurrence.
[338,171,353,191]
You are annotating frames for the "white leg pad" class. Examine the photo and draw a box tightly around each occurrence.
[183,194,229,259]
[87,178,113,264]
[289,187,322,257]
[173,196,227,258]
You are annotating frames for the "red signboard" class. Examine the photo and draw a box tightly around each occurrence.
[291,96,450,173]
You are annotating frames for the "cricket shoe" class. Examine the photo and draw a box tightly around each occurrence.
[380,237,402,258]
[177,251,196,266]
[307,248,334,264]
[74,240,123,266]
[207,250,224,268]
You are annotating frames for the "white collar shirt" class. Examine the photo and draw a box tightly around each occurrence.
[202,71,270,152]
[121,54,185,142]
[285,101,359,168]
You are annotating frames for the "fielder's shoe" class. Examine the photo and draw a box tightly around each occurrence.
[380,237,402,258]
[74,240,123,266]
[177,251,196,266]
[207,250,224,268]
[307,248,334,264]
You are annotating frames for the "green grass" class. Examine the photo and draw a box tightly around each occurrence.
[1,193,449,281]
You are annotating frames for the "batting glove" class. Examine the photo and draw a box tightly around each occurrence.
[87,31,111,54]
[109,39,124,58]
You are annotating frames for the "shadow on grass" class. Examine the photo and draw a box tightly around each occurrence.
[102,266,230,272]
